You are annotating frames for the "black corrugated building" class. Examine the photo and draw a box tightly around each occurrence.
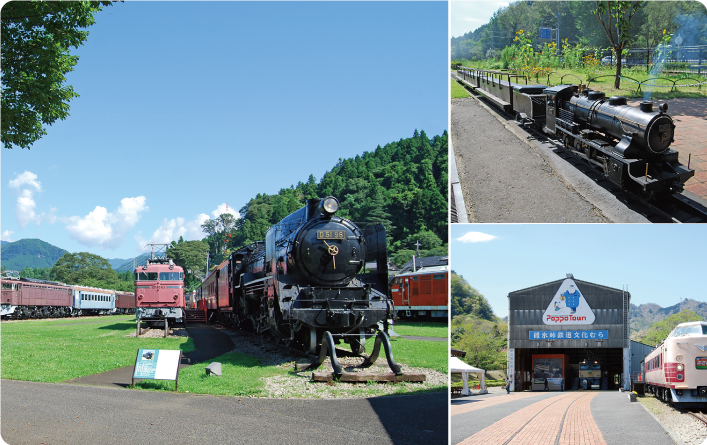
[506,274,631,392]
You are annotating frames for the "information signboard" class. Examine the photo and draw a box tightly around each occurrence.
[540,27,552,41]
[132,349,182,389]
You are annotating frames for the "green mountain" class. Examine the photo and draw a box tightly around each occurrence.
[0,239,69,270]
[630,299,707,341]
[107,258,130,270]
[115,253,152,272]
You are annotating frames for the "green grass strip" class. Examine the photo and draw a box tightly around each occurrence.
[451,78,471,99]
[392,321,448,338]
[133,351,286,395]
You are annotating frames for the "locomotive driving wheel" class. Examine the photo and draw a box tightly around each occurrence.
[349,328,366,355]
[303,327,317,354]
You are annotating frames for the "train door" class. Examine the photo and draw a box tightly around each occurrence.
[403,276,412,306]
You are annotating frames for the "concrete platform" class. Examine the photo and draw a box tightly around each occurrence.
[452,389,680,445]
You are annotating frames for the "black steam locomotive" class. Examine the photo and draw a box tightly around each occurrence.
[227,197,393,354]
[456,68,695,200]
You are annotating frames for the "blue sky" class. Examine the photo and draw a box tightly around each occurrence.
[451,1,510,38]
[451,224,707,317]
[1,1,448,260]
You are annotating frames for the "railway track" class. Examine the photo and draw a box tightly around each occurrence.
[453,75,707,224]
[685,409,707,428]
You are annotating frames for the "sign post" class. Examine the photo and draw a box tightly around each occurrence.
[132,349,183,390]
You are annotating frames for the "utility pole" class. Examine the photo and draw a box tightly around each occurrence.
[205,251,210,278]
[415,240,422,257]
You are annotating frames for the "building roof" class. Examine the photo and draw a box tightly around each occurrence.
[451,348,467,358]
[399,255,448,273]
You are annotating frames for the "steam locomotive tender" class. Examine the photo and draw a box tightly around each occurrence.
[228,197,393,354]
[457,68,695,200]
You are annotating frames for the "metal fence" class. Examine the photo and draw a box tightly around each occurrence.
[602,45,707,75]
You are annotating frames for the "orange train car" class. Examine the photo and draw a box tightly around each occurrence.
[390,267,448,319]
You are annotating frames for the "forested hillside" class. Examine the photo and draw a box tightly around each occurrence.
[0,239,68,270]
[633,309,704,346]
[451,271,507,371]
[630,299,707,341]
[196,130,449,271]
[452,1,706,60]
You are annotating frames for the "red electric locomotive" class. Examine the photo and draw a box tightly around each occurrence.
[1,271,73,319]
[134,244,185,335]
[644,321,707,405]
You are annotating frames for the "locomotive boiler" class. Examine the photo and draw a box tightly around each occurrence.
[229,196,393,354]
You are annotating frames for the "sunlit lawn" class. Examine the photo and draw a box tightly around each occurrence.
[1,315,194,382]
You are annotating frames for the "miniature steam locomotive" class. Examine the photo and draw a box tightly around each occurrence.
[456,68,695,200]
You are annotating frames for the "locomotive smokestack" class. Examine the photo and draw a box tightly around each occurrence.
[306,199,321,219]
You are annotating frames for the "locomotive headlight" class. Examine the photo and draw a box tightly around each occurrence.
[321,197,339,214]
[677,374,684,380]
[676,364,684,371]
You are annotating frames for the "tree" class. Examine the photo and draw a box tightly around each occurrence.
[595,1,644,88]
[166,240,209,291]
[1,1,115,149]
[50,252,117,284]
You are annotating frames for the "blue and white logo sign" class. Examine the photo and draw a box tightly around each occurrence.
[529,330,608,340]
[542,279,595,325]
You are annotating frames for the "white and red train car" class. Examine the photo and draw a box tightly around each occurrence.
[644,321,707,404]
[389,266,448,319]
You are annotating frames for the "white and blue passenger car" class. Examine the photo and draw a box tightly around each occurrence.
[72,286,116,316]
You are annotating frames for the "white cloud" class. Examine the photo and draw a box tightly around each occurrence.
[456,232,498,243]
[212,203,240,219]
[137,213,211,252]
[15,189,38,228]
[9,171,41,191]
[2,230,14,242]
[65,197,148,249]
[9,171,48,228]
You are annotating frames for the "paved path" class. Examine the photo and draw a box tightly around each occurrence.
[398,335,447,342]
[1,380,447,445]
[452,97,607,223]
[62,323,234,388]
[452,389,678,445]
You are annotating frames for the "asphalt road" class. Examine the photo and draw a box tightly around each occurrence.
[1,380,447,445]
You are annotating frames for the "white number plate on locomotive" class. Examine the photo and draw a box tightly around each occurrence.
[317,230,345,240]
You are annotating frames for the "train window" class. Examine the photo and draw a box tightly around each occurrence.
[412,277,418,281]
[135,272,158,281]
[159,272,182,281]
[671,325,703,337]
[433,274,445,280]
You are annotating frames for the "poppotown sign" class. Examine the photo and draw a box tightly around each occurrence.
[542,278,595,325]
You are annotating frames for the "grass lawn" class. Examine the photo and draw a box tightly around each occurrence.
[449,77,469,99]
[390,338,448,373]
[392,321,448,338]
[1,315,194,382]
